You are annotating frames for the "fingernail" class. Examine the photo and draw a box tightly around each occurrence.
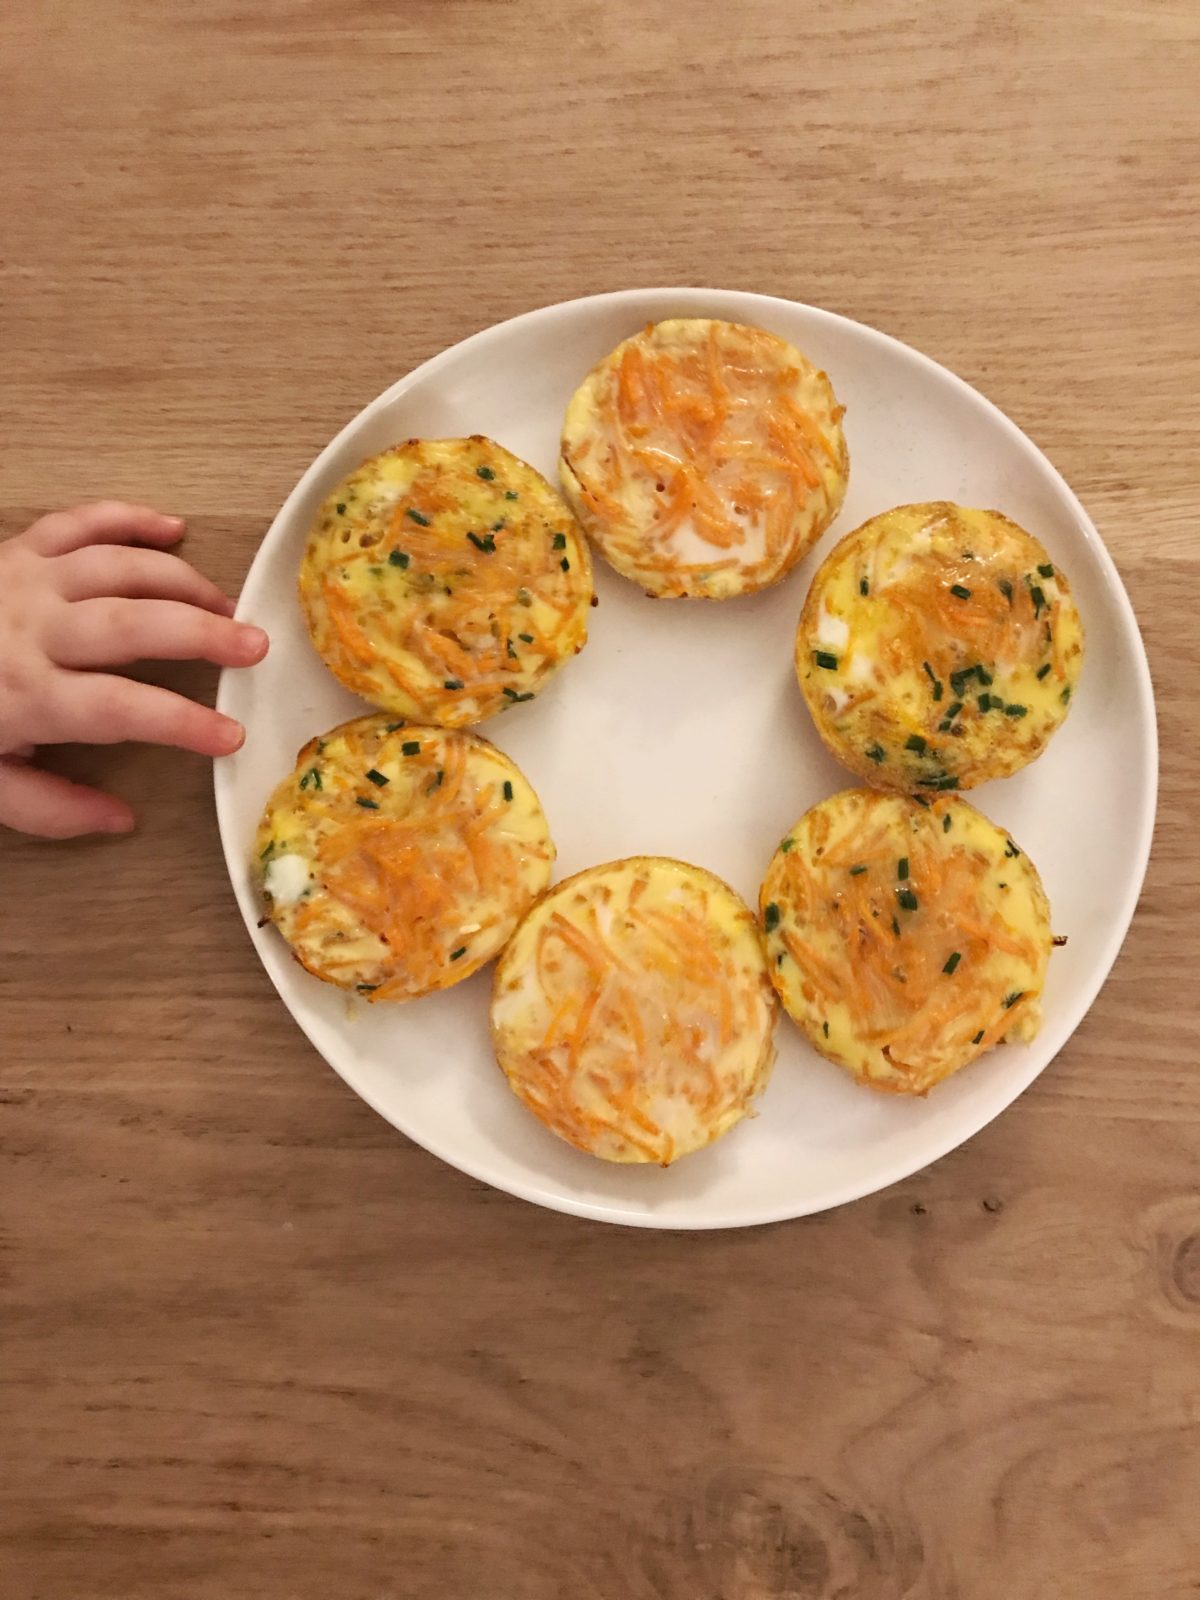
[166,514,186,531]
[103,812,136,835]
[239,625,269,659]
[219,718,246,754]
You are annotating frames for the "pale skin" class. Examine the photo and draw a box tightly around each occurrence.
[0,502,268,840]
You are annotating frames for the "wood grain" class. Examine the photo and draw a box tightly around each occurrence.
[2,1,1199,1595]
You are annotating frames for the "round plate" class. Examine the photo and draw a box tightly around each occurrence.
[214,288,1156,1229]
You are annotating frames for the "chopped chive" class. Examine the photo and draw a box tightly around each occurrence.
[923,662,943,700]
[823,1020,830,1039]
[913,794,931,807]
[384,721,405,732]
[763,903,781,932]
[506,639,517,660]
[299,766,322,791]
[1004,703,1028,718]
[921,774,960,790]
[860,577,869,596]
[897,857,909,880]
[942,813,952,833]
[950,583,972,600]
[260,839,276,862]
[780,837,795,853]
[1004,839,1021,857]
[502,780,514,802]
[517,587,533,606]
[365,768,389,787]
[406,508,431,526]
[1061,686,1071,703]
[356,983,379,994]
[492,520,505,533]
[972,1029,985,1044]
[943,951,962,975]
[776,951,785,966]
[467,531,496,553]
[518,632,534,644]
[896,888,919,912]
[977,667,993,686]
[867,743,886,763]
[998,578,1013,602]
[475,465,495,480]
[552,532,567,550]
[426,769,444,794]
[1031,584,1046,616]
[336,502,347,515]
[368,565,384,577]
[945,700,963,720]
[502,687,534,703]
[814,651,839,671]
[450,946,467,960]
[849,864,868,876]
[1036,662,1051,680]
[444,678,464,690]
[905,735,926,754]
[401,740,421,755]
[1038,563,1055,578]
[978,692,994,712]
[892,917,901,936]
[356,797,379,809]
[388,549,409,568]
[505,490,518,500]
[1003,990,1024,1009]
[560,556,570,572]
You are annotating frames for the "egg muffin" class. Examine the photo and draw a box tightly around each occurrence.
[255,713,554,1001]
[761,789,1053,1094]
[299,437,593,724]
[560,319,848,600]
[796,503,1084,792]
[490,857,778,1164]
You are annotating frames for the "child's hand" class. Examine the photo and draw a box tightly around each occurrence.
[0,501,268,839]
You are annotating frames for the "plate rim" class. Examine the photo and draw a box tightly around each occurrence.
[214,286,1159,1229]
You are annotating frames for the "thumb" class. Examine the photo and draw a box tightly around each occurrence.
[0,758,135,839]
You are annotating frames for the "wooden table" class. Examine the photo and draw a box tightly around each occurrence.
[3,3,1197,1595]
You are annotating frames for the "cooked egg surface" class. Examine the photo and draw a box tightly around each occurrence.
[796,502,1084,791]
[491,857,778,1164]
[299,437,593,725]
[560,319,848,600]
[761,789,1052,1095]
[255,714,554,1001]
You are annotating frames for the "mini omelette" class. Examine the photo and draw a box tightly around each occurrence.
[796,502,1084,791]
[761,789,1053,1095]
[255,713,554,1001]
[560,319,848,600]
[300,437,593,725]
[490,857,778,1164]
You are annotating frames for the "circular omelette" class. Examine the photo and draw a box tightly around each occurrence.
[760,789,1053,1095]
[560,318,848,599]
[300,436,593,725]
[490,857,778,1164]
[255,713,554,1001]
[796,502,1084,791]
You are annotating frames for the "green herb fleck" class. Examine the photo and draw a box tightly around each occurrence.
[1004,839,1021,858]
[897,857,909,880]
[467,531,496,553]
[444,678,464,691]
[336,502,346,515]
[897,888,919,912]
[260,839,276,862]
[356,797,379,810]
[401,740,421,756]
[892,916,901,936]
[978,692,995,712]
[503,687,535,703]
[867,743,886,763]
[384,721,405,732]
[299,766,322,791]
[823,1020,830,1038]
[356,983,379,994]
[905,734,926,754]
[506,639,517,661]
[860,577,869,596]
[972,1029,985,1044]
[849,864,868,876]
[1061,686,1071,703]
[505,490,518,500]
[475,465,495,480]
[1004,703,1028,718]
[1003,990,1024,1009]
[764,903,781,932]
[998,578,1013,602]
[780,837,795,854]
[450,946,468,960]
[923,661,943,701]
[943,813,952,833]
[814,651,839,671]
[1038,563,1055,578]
[1030,584,1047,616]
[518,632,534,644]
[406,508,431,526]
[552,532,567,550]
[560,556,570,572]
[517,587,533,606]
[365,768,388,787]
[426,769,444,795]
[503,780,514,802]
[950,583,972,600]
[1037,662,1051,680]
[388,549,409,569]
[943,951,962,975]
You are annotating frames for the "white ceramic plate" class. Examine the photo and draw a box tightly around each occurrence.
[215,288,1156,1229]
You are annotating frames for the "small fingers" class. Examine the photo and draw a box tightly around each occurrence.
[47,598,268,670]
[24,501,185,558]
[56,545,236,615]
[45,672,246,756]
[0,758,135,839]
